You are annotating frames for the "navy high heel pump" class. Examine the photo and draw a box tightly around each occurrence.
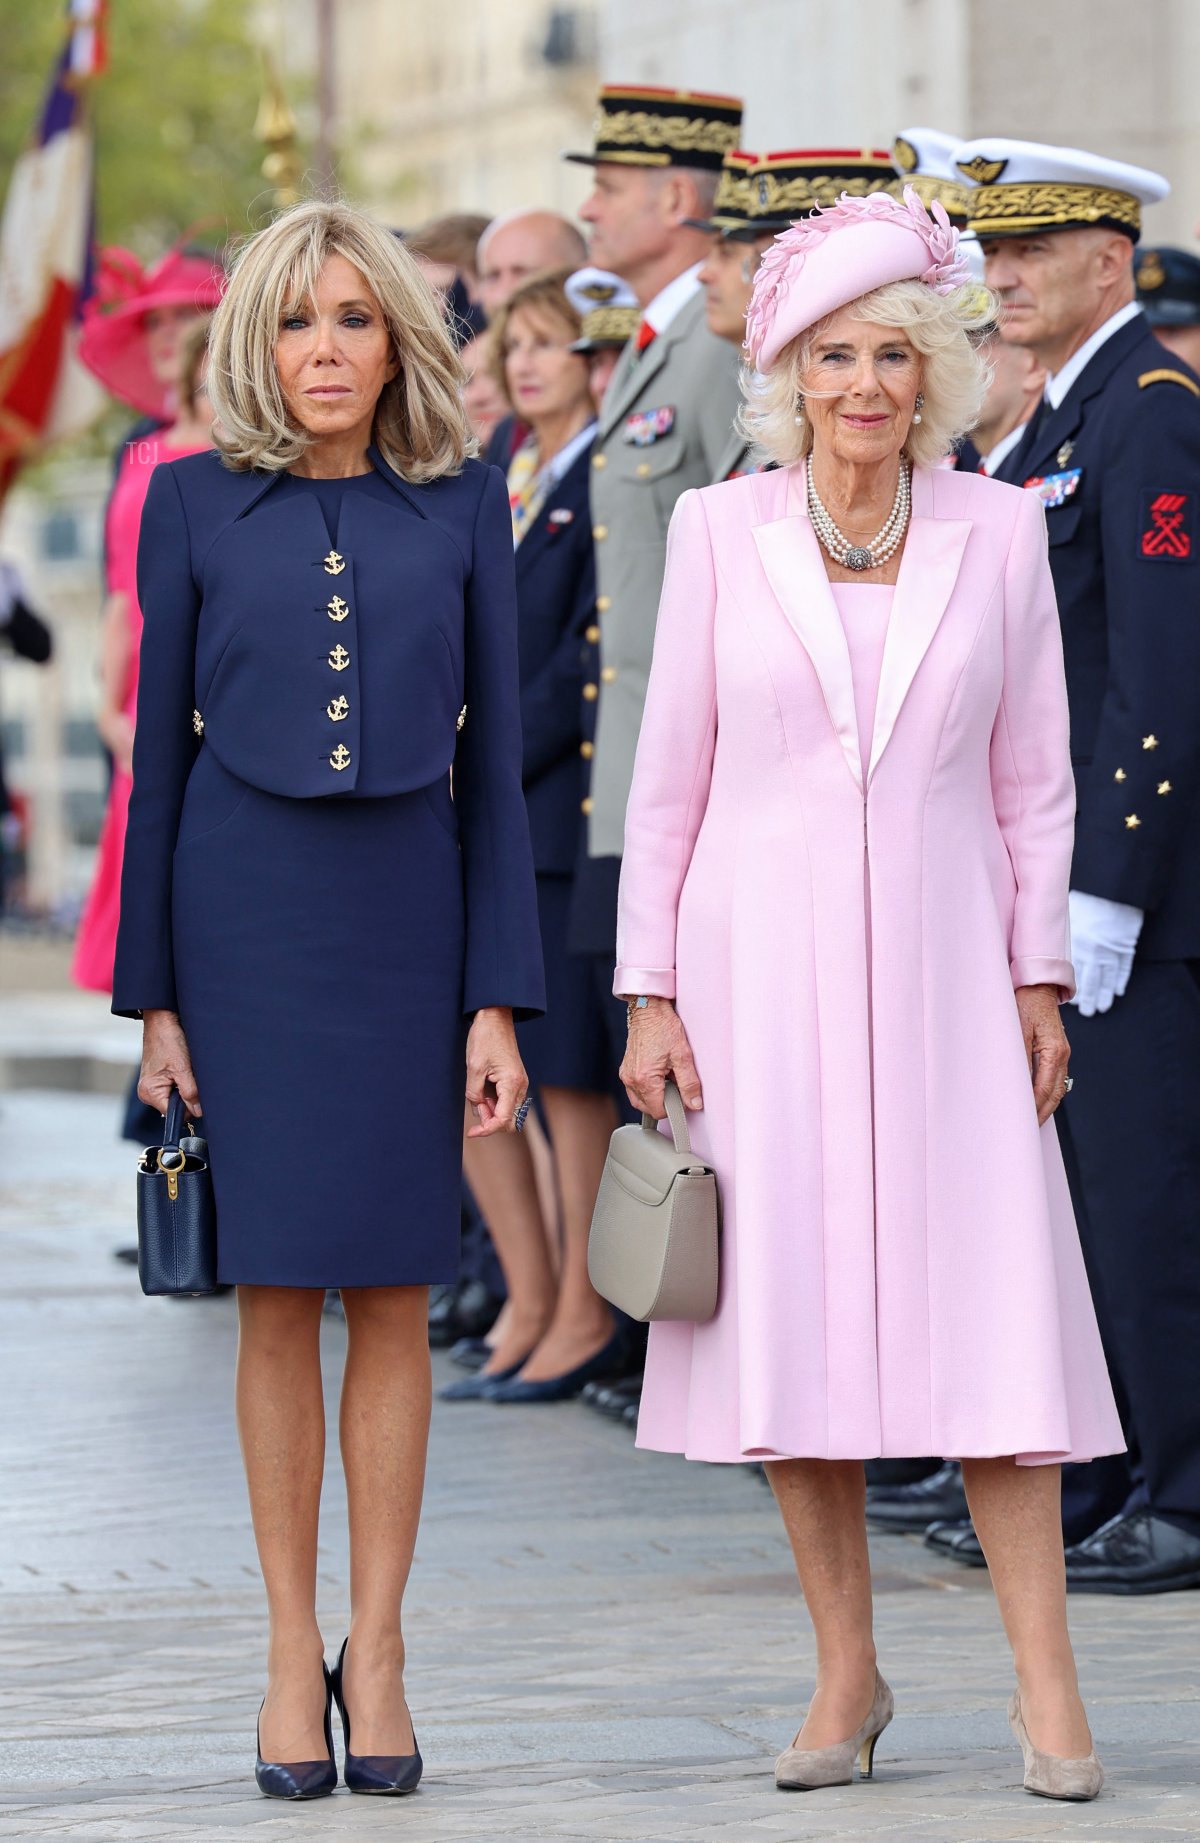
[331,1636,423,1795]
[255,1662,338,1799]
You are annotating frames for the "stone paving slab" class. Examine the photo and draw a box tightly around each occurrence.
[1,1089,1198,1840]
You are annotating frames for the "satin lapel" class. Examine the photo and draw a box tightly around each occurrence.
[866,469,970,784]
[751,467,863,792]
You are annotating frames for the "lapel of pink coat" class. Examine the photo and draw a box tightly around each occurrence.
[750,464,971,791]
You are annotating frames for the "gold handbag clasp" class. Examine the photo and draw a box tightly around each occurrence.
[157,1146,185,1202]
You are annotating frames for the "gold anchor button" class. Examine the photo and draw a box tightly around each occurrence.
[323,550,346,576]
[328,644,350,671]
[327,694,350,722]
[327,595,349,622]
[330,743,351,771]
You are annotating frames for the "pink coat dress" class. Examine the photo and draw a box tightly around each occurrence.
[615,461,1124,1467]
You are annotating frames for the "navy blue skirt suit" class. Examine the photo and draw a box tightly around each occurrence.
[112,447,544,1288]
[511,441,613,1096]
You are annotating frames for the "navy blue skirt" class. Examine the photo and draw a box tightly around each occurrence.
[516,873,614,1095]
[172,748,466,1287]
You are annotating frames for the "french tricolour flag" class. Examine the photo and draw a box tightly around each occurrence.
[0,1,109,501]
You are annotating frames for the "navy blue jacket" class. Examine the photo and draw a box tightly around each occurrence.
[996,314,1200,959]
[112,446,544,1019]
[514,443,595,874]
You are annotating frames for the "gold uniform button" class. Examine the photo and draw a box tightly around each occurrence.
[328,644,350,671]
[327,595,349,622]
[596,595,611,612]
[585,624,601,643]
[323,550,346,576]
[592,453,607,470]
[1125,813,1142,829]
[636,462,651,478]
[583,682,599,702]
[601,666,617,683]
[327,695,350,722]
[330,743,351,771]
[581,797,594,815]
[580,740,594,759]
[592,524,608,541]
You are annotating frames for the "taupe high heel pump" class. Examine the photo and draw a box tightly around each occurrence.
[1009,1691,1104,1801]
[775,1672,894,1791]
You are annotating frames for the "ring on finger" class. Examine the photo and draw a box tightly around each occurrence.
[514,1097,531,1132]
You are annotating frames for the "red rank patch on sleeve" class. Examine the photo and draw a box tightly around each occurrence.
[1140,491,1195,561]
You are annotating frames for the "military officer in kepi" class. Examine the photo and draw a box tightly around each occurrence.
[936,138,1200,1595]
[565,265,641,410]
[695,147,899,482]
[1135,244,1200,376]
[563,84,746,1056]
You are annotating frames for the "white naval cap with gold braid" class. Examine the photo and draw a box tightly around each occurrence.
[954,138,1169,243]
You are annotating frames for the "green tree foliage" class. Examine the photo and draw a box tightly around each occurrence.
[0,0,306,256]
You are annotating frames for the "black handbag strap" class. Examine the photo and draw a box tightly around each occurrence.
[162,1090,190,1157]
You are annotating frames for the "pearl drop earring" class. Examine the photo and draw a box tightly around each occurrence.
[794,394,805,427]
[912,392,925,426]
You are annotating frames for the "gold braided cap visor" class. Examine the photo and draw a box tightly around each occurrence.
[573,306,641,346]
[967,181,1142,239]
[894,172,972,224]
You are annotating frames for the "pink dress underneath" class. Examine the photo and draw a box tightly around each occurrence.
[72,439,209,993]
[832,582,894,781]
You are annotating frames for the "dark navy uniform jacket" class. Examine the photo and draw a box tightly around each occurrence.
[513,443,595,875]
[996,313,1200,959]
[112,445,544,1019]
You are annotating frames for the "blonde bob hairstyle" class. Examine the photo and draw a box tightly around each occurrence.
[207,200,473,480]
[739,279,996,472]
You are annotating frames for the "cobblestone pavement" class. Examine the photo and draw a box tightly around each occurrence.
[2,1086,1198,1841]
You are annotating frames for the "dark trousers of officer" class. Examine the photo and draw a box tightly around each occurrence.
[1057,959,1200,1539]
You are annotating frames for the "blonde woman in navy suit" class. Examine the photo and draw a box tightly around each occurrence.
[113,202,543,1799]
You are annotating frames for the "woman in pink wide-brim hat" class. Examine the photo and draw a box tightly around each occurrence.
[615,188,1118,1801]
[72,246,223,995]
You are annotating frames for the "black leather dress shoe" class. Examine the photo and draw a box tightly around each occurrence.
[427,1281,502,1348]
[924,1517,986,1567]
[865,1461,968,1531]
[592,1377,643,1421]
[865,1458,942,1489]
[1064,1511,1200,1595]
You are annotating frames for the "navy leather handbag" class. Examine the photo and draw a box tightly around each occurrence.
[136,1090,218,1295]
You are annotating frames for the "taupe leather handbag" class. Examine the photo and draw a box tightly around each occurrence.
[587,1081,720,1322]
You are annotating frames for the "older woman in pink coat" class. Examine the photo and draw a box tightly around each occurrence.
[616,191,1123,1803]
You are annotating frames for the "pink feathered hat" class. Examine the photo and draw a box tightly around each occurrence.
[80,243,225,417]
[744,185,971,372]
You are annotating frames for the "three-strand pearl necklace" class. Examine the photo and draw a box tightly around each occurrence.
[807,458,911,572]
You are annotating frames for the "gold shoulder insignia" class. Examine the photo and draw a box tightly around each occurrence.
[957,154,1008,185]
[1138,368,1200,398]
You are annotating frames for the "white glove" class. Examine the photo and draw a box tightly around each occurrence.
[1068,889,1143,1017]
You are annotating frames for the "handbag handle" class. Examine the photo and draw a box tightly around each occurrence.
[160,1089,191,1163]
[641,1079,693,1154]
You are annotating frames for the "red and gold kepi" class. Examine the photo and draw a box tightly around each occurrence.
[685,149,759,237]
[564,84,744,172]
[748,148,896,229]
